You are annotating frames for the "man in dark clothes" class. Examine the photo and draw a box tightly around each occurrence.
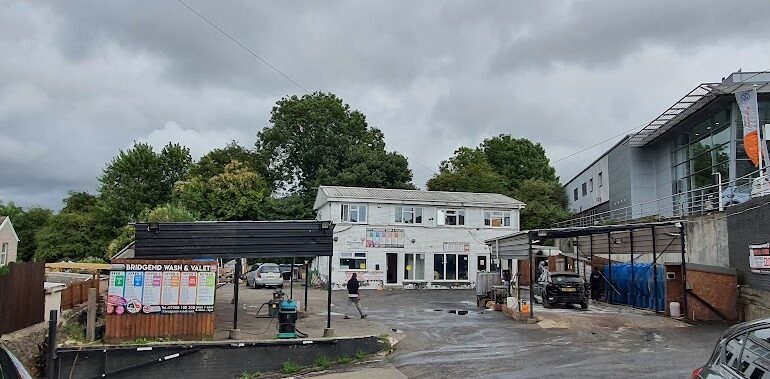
[344,273,367,319]
[590,266,603,301]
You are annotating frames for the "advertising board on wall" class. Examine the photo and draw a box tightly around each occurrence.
[107,261,217,315]
[366,228,406,248]
[750,243,770,274]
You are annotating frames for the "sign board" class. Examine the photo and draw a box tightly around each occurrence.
[444,242,471,252]
[107,260,217,315]
[750,243,770,273]
[366,228,406,248]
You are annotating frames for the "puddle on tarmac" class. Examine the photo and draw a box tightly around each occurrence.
[447,310,469,315]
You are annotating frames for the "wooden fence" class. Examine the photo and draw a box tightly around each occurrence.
[104,313,216,343]
[0,262,45,335]
[61,278,100,310]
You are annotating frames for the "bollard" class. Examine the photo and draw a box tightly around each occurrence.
[46,310,58,379]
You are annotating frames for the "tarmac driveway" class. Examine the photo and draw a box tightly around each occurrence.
[350,289,729,379]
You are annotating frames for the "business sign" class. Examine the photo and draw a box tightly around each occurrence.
[366,228,406,248]
[107,261,217,315]
[750,243,770,273]
[443,242,471,252]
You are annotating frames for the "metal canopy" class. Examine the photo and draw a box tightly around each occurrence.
[528,221,683,239]
[133,220,334,259]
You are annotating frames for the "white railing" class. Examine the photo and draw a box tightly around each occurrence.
[557,169,762,228]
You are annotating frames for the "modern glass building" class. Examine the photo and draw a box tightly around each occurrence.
[563,71,770,226]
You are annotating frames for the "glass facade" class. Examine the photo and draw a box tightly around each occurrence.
[671,96,770,215]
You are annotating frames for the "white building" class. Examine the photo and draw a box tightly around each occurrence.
[313,186,525,289]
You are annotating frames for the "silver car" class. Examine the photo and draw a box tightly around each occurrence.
[245,263,284,289]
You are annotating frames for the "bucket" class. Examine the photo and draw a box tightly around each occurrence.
[521,302,530,313]
[670,302,681,317]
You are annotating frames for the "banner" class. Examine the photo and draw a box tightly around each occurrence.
[750,243,770,273]
[736,89,765,167]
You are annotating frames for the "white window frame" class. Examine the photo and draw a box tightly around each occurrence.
[484,210,511,227]
[0,242,6,265]
[339,252,367,271]
[404,253,426,281]
[437,209,465,226]
[395,206,423,224]
[432,253,469,281]
[340,204,367,224]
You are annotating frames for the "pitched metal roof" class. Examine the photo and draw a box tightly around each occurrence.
[314,186,525,209]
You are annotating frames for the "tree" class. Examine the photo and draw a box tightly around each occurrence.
[174,161,270,221]
[98,142,192,227]
[106,203,197,258]
[256,92,414,197]
[426,148,508,193]
[515,179,570,229]
[481,135,558,190]
[0,202,53,262]
[189,142,260,179]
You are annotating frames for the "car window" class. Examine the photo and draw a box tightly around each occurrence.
[735,328,770,379]
[260,265,281,273]
[552,275,582,283]
[725,333,746,370]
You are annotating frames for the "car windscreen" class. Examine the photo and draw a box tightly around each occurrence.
[260,265,281,273]
[552,275,583,284]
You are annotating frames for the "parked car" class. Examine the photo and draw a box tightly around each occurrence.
[693,318,770,379]
[279,264,296,281]
[533,271,589,309]
[245,263,284,289]
[0,344,33,379]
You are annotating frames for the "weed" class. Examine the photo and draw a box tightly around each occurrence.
[239,372,250,379]
[60,319,85,342]
[354,350,367,360]
[281,361,302,375]
[314,355,333,368]
[336,356,353,365]
[378,335,393,352]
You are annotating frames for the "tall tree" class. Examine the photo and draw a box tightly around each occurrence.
[34,192,107,262]
[481,135,558,190]
[174,161,270,221]
[189,142,260,179]
[426,147,508,193]
[515,179,570,230]
[106,203,197,258]
[98,142,192,227]
[256,92,414,197]
[0,201,53,262]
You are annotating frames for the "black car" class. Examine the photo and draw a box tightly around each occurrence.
[693,318,770,379]
[279,264,293,281]
[0,344,33,379]
[533,271,589,309]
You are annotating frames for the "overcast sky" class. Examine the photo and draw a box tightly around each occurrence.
[2,1,770,210]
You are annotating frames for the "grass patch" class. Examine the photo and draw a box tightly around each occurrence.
[354,350,367,360]
[314,354,333,368]
[378,335,393,352]
[335,356,353,365]
[60,319,85,342]
[281,361,302,375]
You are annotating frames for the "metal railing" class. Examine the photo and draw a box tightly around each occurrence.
[558,169,763,228]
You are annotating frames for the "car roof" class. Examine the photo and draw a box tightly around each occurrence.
[259,263,279,266]
[550,271,580,276]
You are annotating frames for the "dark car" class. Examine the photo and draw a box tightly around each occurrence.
[279,264,293,281]
[693,318,770,379]
[0,344,33,379]
[533,271,589,309]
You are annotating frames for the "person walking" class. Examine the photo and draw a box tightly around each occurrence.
[590,266,603,302]
[344,273,367,319]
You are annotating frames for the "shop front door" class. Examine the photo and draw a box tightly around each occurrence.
[386,253,398,284]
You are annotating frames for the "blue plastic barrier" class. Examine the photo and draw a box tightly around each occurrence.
[603,263,665,311]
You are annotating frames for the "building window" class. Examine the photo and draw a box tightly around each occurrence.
[573,188,578,201]
[581,182,587,196]
[0,242,6,265]
[404,253,425,280]
[339,252,366,270]
[395,206,423,224]
[341,204,367,223]
[484,210,511,227]
[598,172,603,187]
[433,253,469,280]
[589,178,594,193]
[437,209,465,226]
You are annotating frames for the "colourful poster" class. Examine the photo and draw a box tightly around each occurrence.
[108,271,125,302]
[142,271,163,307]
[160,271,181,305]
[196,271,216,306]
[179,272,198,305]
[123,271,144,304]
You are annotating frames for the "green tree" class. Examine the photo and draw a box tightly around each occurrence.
[106,203,197,258]
[481,135,558,190]
[515,179,570,229]
[98,142,192,227]
[426,148,508,193]
[0,202,53,262]
[256,92,414,197]
[174,161,270,220]
[190,142,260,179]
[35,211,103,262]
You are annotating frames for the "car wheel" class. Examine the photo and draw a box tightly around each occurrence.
[580,302,588,310]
